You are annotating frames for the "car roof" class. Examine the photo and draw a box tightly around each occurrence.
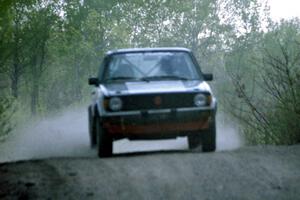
[106,47,192,56]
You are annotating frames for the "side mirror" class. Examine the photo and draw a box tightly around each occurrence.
[203,73,213,81]
[88,77,99,86]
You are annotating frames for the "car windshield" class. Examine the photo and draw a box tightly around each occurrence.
[102,52,201,82]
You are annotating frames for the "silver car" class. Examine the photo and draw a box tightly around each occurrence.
[88,47,217,157]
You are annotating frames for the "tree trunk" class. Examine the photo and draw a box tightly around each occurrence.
[30,53,38,116]
[74,57,82,102]
[30,79,39,116]
[30,39,46,116]
[11,59,19,98]
[11,19,21,99]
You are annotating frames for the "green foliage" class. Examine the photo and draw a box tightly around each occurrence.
[225,19,300,145]
[0,94,14,139]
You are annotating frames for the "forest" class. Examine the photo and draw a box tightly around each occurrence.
[0,0,299,145]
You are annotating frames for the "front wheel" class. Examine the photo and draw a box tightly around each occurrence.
[95,119,113,158]
[188,134,201,149]
[88,106,96,148]
[202,119,216,152]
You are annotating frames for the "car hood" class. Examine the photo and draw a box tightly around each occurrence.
[100,80,212,96]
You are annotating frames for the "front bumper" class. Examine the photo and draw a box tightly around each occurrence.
[100,106,216,139]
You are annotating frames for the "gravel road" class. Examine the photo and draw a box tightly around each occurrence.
[1,109,299,199]
[0,145,300,200]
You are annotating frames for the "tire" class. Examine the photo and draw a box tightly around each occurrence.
[202,118,216,152]
[88,106,96,148]
[188,134,201,149]
[95,118,113,158]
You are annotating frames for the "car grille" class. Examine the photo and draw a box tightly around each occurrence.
[120,93,201,111]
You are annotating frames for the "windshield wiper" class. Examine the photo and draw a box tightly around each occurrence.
[141,75,189,81]
[105,76,138,81]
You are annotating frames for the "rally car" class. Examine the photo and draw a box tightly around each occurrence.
[88,47,217,157]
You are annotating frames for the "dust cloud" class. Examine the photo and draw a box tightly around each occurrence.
[0,109,243,163]
[0,108,95,163]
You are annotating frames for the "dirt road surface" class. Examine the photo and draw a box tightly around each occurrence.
[0,109,299,199]
[1,145,300,200]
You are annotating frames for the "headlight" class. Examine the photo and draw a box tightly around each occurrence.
[109,97,122,111]
[194,94,207,107]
